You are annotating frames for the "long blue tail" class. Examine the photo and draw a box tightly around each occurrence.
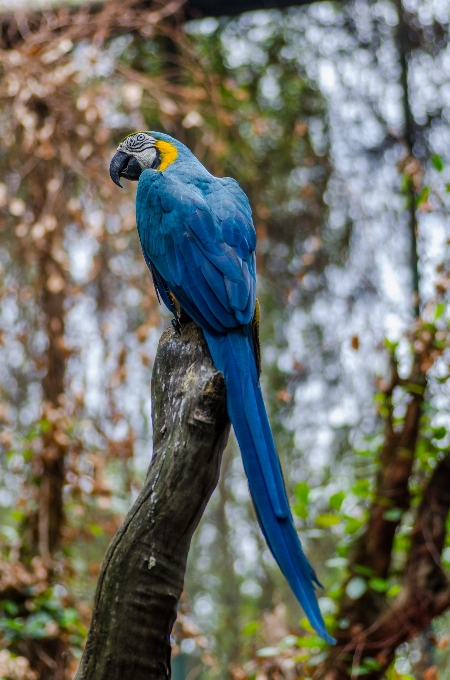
[203,327,335,644]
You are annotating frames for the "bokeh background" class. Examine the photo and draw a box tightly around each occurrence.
[0,0,450,678]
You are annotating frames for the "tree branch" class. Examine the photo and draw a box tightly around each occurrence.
[319,453,450,680]
[0,0,187,50]
[316,316,450,680]
[352,454,450,673]
[394,0,420,317]
[406,452,450,602]
[74,321,230,680]
[0,0,341,50]
[347,349,425,592]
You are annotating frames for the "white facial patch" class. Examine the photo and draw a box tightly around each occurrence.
[119,133,158,170]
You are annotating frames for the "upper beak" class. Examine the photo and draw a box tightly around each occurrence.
[109,150,143,188]
[110,150,129,188]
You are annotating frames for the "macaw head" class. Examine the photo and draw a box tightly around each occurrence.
[110,131,181,187]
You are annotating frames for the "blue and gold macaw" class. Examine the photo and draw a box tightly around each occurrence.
[110,131,334,643]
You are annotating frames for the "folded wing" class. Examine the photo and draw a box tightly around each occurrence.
[136,172,257,333]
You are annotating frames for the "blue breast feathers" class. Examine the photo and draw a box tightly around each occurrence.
[136,170,257,334]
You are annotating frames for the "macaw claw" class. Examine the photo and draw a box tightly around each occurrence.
[171,317,182,335]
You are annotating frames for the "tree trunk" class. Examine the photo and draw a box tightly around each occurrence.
[37,228,68,559]
[75,321,230,680]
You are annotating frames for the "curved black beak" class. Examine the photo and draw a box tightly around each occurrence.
[109,150,142,188]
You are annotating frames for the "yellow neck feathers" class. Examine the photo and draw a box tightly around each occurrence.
[155,140,178,171]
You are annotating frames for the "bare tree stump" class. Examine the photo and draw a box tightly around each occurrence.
[74,322,230,680]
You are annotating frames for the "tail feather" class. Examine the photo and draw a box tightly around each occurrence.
[204,328,335,644]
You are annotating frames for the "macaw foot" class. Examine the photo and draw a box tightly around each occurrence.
[171,316,182,335]
[167,291,192,335]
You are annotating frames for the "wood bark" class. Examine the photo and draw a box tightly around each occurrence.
[74,321,230,680]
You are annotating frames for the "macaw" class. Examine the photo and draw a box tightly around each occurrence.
[110,131,334,643]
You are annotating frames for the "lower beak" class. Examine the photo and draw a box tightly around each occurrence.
[109,150,142,188]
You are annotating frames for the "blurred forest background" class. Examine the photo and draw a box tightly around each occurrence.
[0,0,450,678]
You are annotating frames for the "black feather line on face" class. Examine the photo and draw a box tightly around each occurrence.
[151,148,161,170]
[121,132,155,154]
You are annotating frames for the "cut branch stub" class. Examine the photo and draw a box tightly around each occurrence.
[75,322,230,680]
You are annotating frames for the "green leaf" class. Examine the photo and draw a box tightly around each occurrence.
[353,565,374,577]
[344,516,364,534]
[328,586,343,599]
[434,301,445,320]
[2,601,19,616]
[11,510,26,522]
[383,508,403,522]
[293,482,309,519]
[329,491,345,511]
[295,481,309,504]
[59,608,80,628]
[315,514,340,527]
[242,621,259,636]
[415,186,430,207]
[387,584,402,598]
[431,154,444,172]
[23,612,55,639]
[88,523,103,537]
[299,616,314,633]
[294,635,325,649]
[432,426,447,440]
[368,577,389,592]
[22,448,34,461]
[39,419,51,434]
[384,338,399,353]
[400,174,411,192]
[337,544,349,557]
[403,381,426,396]
[345,577,367,600]
[293,502,308,520]
[352,480,371,498]
[0,616,25,638]
[351,667,370,676]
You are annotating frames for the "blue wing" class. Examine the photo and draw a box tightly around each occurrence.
[134,166,334,644]
[136,170,257,334]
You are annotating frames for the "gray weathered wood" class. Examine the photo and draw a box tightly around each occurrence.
[74,322,230,680]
